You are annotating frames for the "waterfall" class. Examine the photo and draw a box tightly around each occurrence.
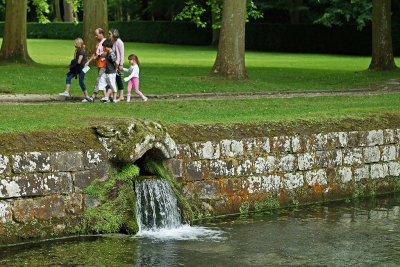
[135,178,182,232]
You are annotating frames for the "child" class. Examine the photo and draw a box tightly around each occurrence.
[59,38,91,101]
[123,54,148,102]
[98,39,118,103]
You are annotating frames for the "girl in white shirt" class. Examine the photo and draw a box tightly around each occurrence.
[123,54,148,102]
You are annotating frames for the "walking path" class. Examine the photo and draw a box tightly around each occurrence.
[1,79,400,105]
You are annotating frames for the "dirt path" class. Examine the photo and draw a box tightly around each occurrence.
[1,79,400,105]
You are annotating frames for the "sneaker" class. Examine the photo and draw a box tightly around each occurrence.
[82,96,93,103]
[59,92,70,97]
[143,96,148,102]
[101,97,109,103]
[82,99,88,103]
[113,99,119,103]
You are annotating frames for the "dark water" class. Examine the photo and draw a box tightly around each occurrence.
[2,194,400,266]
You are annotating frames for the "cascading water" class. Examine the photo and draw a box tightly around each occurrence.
[135,178,182,231]
[134,178,225,241]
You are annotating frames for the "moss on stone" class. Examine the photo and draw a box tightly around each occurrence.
[83,164,140,234]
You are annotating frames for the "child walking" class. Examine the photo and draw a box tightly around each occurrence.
[59,38,91,101]
[99,39,119,103]
[123,54,147,102]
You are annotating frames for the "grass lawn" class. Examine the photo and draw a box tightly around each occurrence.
[1,94,400,133]
[0,39,399,95]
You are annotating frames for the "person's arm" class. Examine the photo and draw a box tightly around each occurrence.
[118,40,125,70]
[77,52,83,64]
[124,66,137,82]
[85,53,96,67]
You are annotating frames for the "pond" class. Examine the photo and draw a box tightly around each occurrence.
[1,193,400,266]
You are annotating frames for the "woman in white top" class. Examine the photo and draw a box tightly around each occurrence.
[123,54,148,102]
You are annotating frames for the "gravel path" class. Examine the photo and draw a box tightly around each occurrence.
[1,79,400,105]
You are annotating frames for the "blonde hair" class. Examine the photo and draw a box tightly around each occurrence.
[74,38,85,51]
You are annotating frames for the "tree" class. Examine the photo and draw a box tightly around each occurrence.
[55,0,62,21]
[83,0,108,57]
[0,0,33,63]
[210,0,248,79]
[368,0,396,70]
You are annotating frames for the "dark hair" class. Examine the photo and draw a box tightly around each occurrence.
[97,28,104,35]
[102,39,113,48]
[128,54,140,66]
[109,28,120,40]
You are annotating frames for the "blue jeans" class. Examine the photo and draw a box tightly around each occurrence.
[116,74,124,90]
[66,71,87,91]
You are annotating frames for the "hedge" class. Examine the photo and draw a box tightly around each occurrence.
[0,21,400,55]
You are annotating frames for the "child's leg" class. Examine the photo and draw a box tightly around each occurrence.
[133,78,147,101]
[127,80,133,102]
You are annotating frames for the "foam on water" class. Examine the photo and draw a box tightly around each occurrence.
[135,224,225,241]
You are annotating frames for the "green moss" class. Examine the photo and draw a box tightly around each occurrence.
[239,202,250,214]
[254,196,280,212]
[83,164,140,234]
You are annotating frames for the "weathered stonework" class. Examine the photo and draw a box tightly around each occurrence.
[169,128,400,216]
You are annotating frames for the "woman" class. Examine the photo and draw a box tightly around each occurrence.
[108,28,125,101]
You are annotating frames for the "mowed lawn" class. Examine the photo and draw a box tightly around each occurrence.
[0,38,399,95]
[1,94,400,133]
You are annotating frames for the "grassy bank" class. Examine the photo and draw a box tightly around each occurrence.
[0,39,399,95]
[1,94,400,133]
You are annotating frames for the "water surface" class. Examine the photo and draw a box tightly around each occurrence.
[2,194,400,266]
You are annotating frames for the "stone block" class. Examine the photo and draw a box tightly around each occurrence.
[209,160,235,177]
[284,172,304,190]
[192,141,220,160]
[236,160,253,176]
[261,175,283,192]
[176,144,192,159]
[65,193,84,214]
[389,162,400,177]
[50,151,84,172]
[220,140,244,157]
[278,154,296,172]
[166,159,184,177]
[254,156,276,174]
[258,137,271,154]
[270,136,291,152]
[0,201,12,223]
[12,152,51,174]
[338,167,352,183]
[36,196,65,220]
[291,135,312,153]
[0,174,43,199]
[298,152,316,171]
[363,147,380,163]
[84,195,99,209]
[242,176,262,194]
[343,148,363,166]
[311,133,327,151]
[185,161,208,181]
[43,172,73,195]
[83,149,108,169]
[324,132,348,150]
[348,131,368,147]
[243,138,257,154]
[305,169,327,186]
[381,145,396,162]
[384,129,396,144]
[73,171,98,193]
[354,166,369,182]
[0,155,10,176]
[366,130,384,146]
[12,199,36,222]
[196,181,219,200]
[370,163,389,179]
[316,150,343,168]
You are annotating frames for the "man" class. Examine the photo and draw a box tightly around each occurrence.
[83,28,107,102]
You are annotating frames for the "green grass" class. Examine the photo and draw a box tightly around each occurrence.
[1,94,400,133]
[0,38,399,95]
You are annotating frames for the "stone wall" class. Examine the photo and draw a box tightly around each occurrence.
[0,149,109,242]
[167,129,400,216]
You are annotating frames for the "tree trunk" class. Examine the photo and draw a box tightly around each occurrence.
[63,0,74,22]
[211,10,220,46]
[368,0,396,70]
[55,0,62,21]
[288,0,302,24]
[83,0,108,57]
[0,0,33,63]
[210,0,248,79]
